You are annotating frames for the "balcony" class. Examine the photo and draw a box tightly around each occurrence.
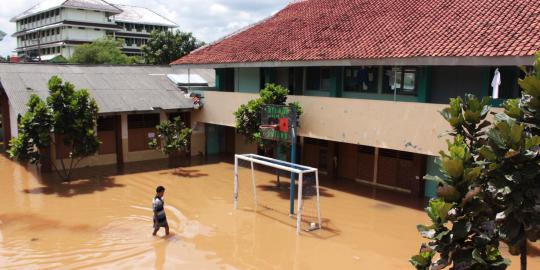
[191,91,452,156]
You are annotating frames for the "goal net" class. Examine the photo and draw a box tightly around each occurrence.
[234,154,322,234]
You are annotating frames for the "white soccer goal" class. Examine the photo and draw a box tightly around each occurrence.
[234,153,322,234]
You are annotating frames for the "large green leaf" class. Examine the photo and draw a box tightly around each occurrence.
[426,198,454,224]
[525,136,540,150]
[519,75,540,98]
[442,158,464,178]
[417,224,436,238]
[453,220,472,239]
[410,251,434,269]
[464,167,482,182]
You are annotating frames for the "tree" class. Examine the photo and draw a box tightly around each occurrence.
[149,116,192,161]
[142,30,204,65]
[234,83,302,153]
[411,95,510,270]
[8,76,100,181]
[70,38,140,65]
[481,54,540,270]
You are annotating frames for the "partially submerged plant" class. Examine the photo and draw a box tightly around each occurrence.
[411,95,509,270]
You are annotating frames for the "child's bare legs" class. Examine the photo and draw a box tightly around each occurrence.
[165,225,170,235]
[152,227,159,236]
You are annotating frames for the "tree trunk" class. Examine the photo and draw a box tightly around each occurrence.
[521,239,527,270]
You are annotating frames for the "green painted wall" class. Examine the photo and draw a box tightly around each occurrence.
[261,68,277,86]
[237,68,260,93]
[341,92,419,102]
[215,69,223,91]
[206,125,221,155]
[425,156,441,198]
[417,67,432,103]
[331,67,343,97]
[482,67,491,97]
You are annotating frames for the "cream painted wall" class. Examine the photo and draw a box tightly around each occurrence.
[191,91,456,156]
[63,9,108,23]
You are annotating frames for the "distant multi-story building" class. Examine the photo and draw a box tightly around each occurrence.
[112,4,178,57]
[11,0,178,61]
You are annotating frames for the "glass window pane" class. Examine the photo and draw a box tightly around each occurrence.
[306,67,321,91]
[345,66,378,93]
[399,68,417,94]
[383,67,402,93]
[320,67,332,91]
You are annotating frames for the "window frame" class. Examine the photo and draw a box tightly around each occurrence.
[343,66,379,93]
[383,66,418,96]
[306,67,332,92]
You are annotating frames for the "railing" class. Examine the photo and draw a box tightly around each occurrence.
[192,90,452,156]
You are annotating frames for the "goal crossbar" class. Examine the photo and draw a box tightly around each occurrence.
[234,153,322,234]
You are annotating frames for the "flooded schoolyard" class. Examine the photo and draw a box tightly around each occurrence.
[0,154,538,269]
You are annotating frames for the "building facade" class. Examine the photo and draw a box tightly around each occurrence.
[113,4,178,57]
[0,63,214,169]
[171,0,540,197]
[11,0,178,60]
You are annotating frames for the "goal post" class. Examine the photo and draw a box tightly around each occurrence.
[234,153,322,234]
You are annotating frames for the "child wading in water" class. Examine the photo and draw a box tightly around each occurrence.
[152,186,169,236]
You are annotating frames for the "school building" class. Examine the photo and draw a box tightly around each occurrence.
[171,0,540,197]
[0,63,213,169]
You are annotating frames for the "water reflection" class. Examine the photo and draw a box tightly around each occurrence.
[0,154,538,270]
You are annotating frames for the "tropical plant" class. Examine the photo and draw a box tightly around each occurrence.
[480,54,540,270]
[142,30,204,65]
[8,76,100,181]
[411,95,510,270]
[149,116,192,157]
[234,83,302,152]
[70,38,140,64]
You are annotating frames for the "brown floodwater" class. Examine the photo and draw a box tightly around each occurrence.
[0,154,538,270]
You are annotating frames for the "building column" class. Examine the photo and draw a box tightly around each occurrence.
[159,112,167,122]
[115,115,124,166]
[121,113,129,163]
[417,67,432,103]
[330,67,343,98]
[482,67,492,97]
[0,91,11,150]
[373,147,380,185]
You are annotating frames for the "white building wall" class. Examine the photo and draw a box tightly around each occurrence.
[64,28,107,41]
[63,9,108,23]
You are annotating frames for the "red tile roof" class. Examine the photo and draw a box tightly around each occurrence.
[172,0,540,65]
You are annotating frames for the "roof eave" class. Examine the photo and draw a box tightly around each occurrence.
[113,19,178,28]
[172,56,537,68]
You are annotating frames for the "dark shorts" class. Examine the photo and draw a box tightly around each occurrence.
[153,215,168,229]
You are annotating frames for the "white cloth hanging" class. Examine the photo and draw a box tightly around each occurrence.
[491,68,501,99]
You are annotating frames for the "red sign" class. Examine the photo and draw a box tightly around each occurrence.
[279,118,289,132]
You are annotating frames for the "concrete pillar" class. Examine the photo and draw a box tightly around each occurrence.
[0,92,12,149]
[115,115,124,166]
[373,147,380,184]
[159,112,167,122]
[121,113,129,163]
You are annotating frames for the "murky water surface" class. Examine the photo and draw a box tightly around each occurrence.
[0,154,538,269]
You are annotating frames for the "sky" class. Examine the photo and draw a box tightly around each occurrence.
[0,0,291,56]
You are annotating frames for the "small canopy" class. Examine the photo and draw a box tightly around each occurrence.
[167,74,208,86]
